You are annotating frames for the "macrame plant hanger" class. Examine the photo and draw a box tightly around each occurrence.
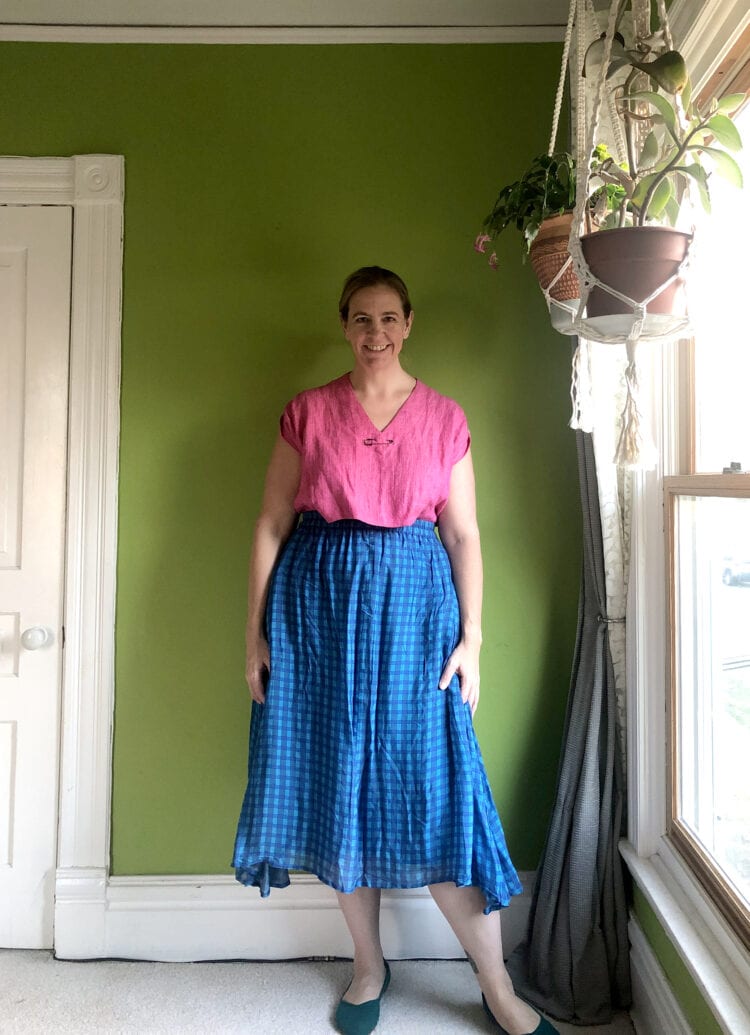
[540,0,582,340]
[542,0,599,432]
[545,0,696,466]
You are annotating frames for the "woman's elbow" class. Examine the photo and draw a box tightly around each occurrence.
[255,506,297,544]
[440,520,481,553]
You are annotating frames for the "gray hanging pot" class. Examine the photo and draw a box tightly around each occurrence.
[580,225,692,320]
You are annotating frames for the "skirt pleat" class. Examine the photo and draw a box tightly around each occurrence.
[232,511,522,913]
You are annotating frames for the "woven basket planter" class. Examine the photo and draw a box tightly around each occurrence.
[529,212,580,302]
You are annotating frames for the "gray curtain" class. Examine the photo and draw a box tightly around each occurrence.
[506,429,631,1024]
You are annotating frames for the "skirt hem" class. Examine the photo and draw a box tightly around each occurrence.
[233,860,522,915]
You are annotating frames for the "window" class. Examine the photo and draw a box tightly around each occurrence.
[666,106,750,948]
[666,483,750,944]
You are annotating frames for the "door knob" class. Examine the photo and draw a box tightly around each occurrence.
[21,626,52,650]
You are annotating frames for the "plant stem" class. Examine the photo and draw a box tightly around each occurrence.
[623,69,641,183]
[637,118,705,225]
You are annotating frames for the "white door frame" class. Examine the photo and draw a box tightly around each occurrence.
[0,155,123,955]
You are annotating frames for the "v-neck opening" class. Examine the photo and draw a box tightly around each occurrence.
[345,374,419,434]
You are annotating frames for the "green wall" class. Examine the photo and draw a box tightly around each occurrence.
[1,42,580,875]
[632,887,721,1034]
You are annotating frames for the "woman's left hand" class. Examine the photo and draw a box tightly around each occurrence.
[439,639,481,716]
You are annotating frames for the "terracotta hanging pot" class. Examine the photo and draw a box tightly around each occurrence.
[580,225,692,319]
[529,212,580,302]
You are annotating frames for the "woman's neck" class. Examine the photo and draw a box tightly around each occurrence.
[349,364,415,397]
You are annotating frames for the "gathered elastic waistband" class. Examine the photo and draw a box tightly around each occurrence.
[297,510,436,538]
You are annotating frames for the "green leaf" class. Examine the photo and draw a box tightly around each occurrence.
[702,146,744,188]
[664,196,681,226]
[607,54,636,78]
[654,149,679,172]
[638,130,659,170]
[716,92,747,115]
[671,171,690,208]
[582,33,627,77]
[675,163,712,213]
[628,90,677,133]
[690,125,713,144]
[674,162,709,183]
[524,220,542,246]
[681,76,693,113]
[631,171,660,208]
[643,177,674,219]
[706,114,743,151]
[630,51,689,94]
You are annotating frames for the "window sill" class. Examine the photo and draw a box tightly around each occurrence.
[620,838,750,1033]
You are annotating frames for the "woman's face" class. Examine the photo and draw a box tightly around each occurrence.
[341,285,413,370]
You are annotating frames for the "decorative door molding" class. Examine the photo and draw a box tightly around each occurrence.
[0,154,123,954]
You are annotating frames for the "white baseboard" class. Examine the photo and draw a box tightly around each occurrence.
[54,869,534,963]
[629,916,692,1035]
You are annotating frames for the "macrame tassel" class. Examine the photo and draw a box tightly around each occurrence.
[569,338,595,432]
[613,338,655,467]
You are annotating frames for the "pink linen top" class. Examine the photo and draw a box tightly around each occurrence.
[279,373,470,527]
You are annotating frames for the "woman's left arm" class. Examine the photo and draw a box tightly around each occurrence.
[436,447,483,715]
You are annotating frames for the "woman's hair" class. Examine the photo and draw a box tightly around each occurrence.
[338,266,412,320]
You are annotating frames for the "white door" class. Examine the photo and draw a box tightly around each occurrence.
[0,206,72,948]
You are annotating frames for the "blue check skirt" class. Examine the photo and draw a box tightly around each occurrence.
[232,511,522,913]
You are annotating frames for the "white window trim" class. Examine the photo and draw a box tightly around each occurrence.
[668,0,750,92]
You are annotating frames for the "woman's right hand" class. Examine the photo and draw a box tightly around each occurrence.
[246,635,271,704]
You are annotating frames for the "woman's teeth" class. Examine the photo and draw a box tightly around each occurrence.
[366,344,387,351]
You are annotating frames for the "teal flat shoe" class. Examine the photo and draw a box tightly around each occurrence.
[335,961,391,1035]
[482,993,560,1035]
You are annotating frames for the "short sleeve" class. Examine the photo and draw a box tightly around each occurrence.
[450,407,471,465]
[279,395,303,453]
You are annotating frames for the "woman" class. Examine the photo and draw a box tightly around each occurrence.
[232,267,557,1035]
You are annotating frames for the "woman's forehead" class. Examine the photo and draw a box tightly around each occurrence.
[348,285,404,312]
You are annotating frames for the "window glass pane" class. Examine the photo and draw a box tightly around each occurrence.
[691,105,750,472]
[674,493,750,909]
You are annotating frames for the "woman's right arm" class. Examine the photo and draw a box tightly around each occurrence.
[246,432,301,703]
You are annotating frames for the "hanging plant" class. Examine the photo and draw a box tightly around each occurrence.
[586,40,746,229]
[564,0,749,467]
[475,151,577,261]
[474,152,584,311]
[580,36,746,328]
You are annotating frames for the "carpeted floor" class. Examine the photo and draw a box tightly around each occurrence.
[0,952,636,1034]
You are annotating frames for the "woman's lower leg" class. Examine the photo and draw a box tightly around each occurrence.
[335,887,387,1005]
[428,882,540,1035]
